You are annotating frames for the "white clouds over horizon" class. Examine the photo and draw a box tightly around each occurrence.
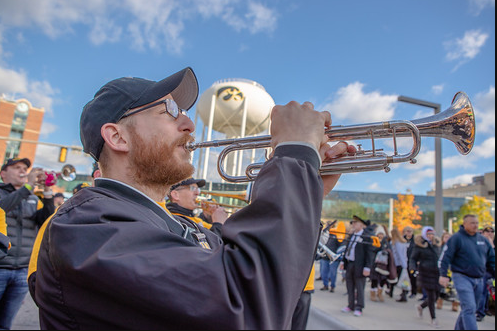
[0,0,278,55]
[321,82,398,123]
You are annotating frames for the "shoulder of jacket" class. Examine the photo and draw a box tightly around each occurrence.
[432,236,441,247]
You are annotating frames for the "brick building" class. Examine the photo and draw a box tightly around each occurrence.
[0,97,45,164]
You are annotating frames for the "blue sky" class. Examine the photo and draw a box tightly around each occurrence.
[0,0,494,196]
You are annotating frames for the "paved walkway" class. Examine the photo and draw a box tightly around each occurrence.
[307,261,495,330]
[12,262,495,330]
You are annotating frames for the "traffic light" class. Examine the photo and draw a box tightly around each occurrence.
[58,147,67,163]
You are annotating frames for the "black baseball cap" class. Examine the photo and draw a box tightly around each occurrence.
[54,193,65,198]
[171,178,206,191]
[1,158,31,171]
[91,162,100,177]
[351,215,370,226]
[80,67,199,161]
[73,182,91,194]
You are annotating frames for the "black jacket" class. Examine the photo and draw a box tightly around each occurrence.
[29,145,324,330]
[409,235,441,291]
[343,230,374,278]
[0,183,54,269]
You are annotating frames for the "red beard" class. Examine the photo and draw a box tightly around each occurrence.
[127,127,195,189]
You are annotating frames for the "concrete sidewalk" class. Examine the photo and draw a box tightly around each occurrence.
[12,263,495,330]
[307,261,495,330]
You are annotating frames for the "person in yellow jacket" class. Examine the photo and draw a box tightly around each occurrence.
[291,264,316,330]
[166,178,227,236]
[1,207,11,259]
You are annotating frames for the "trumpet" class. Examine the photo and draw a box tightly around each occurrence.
[196,196,243,210]
[21,164,77,187]
[187,92,475,183]
[200,190,249,203]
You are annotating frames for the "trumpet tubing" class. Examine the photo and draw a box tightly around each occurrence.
[187,92,475,183]
[200,190,248,203]
[196,197,243,210]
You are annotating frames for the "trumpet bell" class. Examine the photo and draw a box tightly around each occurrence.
[60,164,77,182]
[411,91,475,155]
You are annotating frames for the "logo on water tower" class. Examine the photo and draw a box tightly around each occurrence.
[217,86,244,102]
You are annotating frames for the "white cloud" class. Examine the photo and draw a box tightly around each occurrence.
[468,0,495,15]
[33,144,94,175]
[471,136,495,158]
[367,182,380,191]
[442,173,478,189]
[444,30,489,71]
[473,86,495,134]
[321,82,398,123]
[40,122,58,138]
[432,84,444,95]
[394,168,434,191]
[0,66,58,115]
[0,0,278,55]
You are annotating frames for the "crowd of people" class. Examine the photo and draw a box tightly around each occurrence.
[0,66,494,330]
[313,215,495,329]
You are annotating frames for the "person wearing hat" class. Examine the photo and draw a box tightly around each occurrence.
[53,193,65,208]
[166,177,227,235]
[72,182,91,194]
[410,226,442,328]
[91,162,101,185]
[340,215,374,317]
[439,215,495,330]
[0,158,55,329]
[28,67,355,329]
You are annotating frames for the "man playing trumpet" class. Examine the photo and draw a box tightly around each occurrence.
[0,158,55,330]
[166,177,228,235]
[28,67,355,329]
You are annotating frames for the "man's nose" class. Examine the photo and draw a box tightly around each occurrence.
[178,114,195,133]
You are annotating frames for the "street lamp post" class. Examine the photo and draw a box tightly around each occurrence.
[397,96,444,235]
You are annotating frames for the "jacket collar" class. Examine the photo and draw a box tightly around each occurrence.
[0,182,16,192]
[94,178,187,238]
[166,202,195,217]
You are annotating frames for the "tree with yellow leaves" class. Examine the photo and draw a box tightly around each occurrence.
[453,195,494,232]
[391,192,423,231]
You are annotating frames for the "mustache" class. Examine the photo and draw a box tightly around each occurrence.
[176,134,195,147]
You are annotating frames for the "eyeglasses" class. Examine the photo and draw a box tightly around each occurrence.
[175,185,200,193]
[120,98,186,120]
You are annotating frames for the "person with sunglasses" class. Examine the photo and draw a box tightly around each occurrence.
[166,177,227,235]
[28,67,355,329]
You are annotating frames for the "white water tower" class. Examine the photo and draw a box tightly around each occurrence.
[194,78,275,181]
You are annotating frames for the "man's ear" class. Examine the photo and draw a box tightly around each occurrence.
[101,123,130,153]
[169,190,179,202]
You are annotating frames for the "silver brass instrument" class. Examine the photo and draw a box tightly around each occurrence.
[317,242,342,262]
[187,92,475,183]
[21,164,77,187]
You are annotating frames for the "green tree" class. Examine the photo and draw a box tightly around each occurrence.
[453,195,494,232]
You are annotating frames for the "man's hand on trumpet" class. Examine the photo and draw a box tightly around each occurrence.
[200,201,229,224]
[321,141,357,197]
[23,167,46,190]
[270,101,356,197]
